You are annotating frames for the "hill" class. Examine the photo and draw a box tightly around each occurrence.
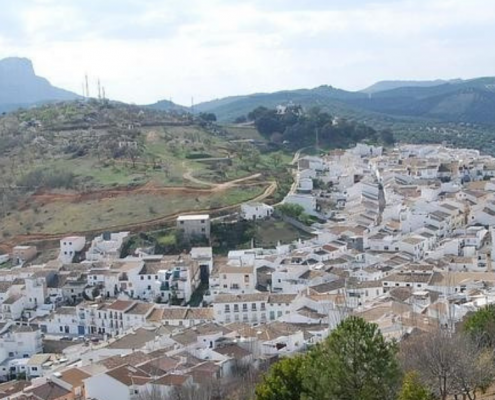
[146,99,189,113]
[0,57,80,112]
[190,78,495,126]
[348,77,495,124]
[0,100,287,249]
[192,86,366,122]
[360,79,459,94]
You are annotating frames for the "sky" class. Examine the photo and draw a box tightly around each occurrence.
[0,0,494,105]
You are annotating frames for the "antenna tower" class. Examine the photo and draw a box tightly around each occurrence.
[85,74,90,99]
[97,79,102,100]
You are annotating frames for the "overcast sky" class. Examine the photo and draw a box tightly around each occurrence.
[0,0,494,105]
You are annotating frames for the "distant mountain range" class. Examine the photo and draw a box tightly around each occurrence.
[0,57,79,113]
[1,56,495,126]
[148,77,495,125]
[360,79,462,94]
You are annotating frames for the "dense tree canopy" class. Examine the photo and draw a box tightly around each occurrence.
[247,105,394,148]
[255,356,306,400]
[303,316,401,400]
[255,317,401,400]
[463,303,495,347]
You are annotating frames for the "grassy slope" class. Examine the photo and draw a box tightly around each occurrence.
[0,103,293,241]
[0,186,265,236]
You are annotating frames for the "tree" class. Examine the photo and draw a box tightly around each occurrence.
[255,356,306,400]
[399,372,434,400]
[276,203,304,219]
[234,115,248,124]
[401,330,495,400]
[463,303,495,348]
[303,316,401,400]
[199,112,217,122]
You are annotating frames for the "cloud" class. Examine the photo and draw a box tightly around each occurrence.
[0,0,494,104]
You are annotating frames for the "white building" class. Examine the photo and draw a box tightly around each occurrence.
[59,236,86,264]
[85,232,129,262]
[241,203,274,220]
[177,214,211,239]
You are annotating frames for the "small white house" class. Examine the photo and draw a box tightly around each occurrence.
[241,203,274,220]
[177,214,211,239]
[59,236,86,264]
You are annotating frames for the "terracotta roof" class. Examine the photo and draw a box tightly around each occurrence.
[0,380,31,398]
[99,351,150,370]
[153,374,189,386]
[59,367,91,387]
[138,356,179,376]
[107,328,158,350]
[125,302,154,316]
[106,364,151,387]
[28,382,71,400]
[107,300,135,311]
[214,343,251,360]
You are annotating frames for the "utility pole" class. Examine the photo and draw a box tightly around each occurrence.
[85,74,90,99]
[97,79,102,100]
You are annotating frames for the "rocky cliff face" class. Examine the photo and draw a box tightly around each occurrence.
[0,57,79,107]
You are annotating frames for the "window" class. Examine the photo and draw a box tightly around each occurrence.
[225,305,230,313]
[201,220,205,223]
[140,276,144,280]
[148,285,151,290]
[261,303,266,311]
[244,275,250,283]
[251,303,257,311]
[242,304,248,311]
[148,276,151,280]
[180,221,184,225]
[201,228,205,232]
[234,304,239,312]
[31,367,38,371]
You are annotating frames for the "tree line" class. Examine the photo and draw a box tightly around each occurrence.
[244,105,395,148]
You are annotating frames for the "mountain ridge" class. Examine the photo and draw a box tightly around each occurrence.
[0,57,80,113]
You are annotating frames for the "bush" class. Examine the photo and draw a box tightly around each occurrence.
[18,168,77,190]
[276,203,304,218]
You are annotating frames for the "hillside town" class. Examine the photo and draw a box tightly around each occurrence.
[2,143,495,399]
